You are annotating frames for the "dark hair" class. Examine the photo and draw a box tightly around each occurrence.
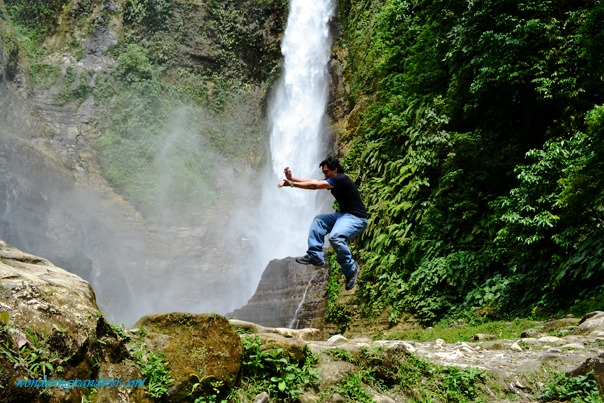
[319,156,344,173]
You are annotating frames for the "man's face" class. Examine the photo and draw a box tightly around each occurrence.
[321,165,338,179]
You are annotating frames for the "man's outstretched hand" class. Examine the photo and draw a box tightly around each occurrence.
[278,166,294,188]
[277,179,292,188]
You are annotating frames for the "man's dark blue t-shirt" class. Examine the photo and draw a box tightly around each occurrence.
[326,173,368,218]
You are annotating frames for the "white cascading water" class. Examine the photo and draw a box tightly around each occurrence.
[255,0,335,269]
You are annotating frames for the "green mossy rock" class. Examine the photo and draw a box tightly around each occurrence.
[135,312,242,402]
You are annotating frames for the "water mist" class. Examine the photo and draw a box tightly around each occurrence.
[252,0,336,278]
[0,0,337,326]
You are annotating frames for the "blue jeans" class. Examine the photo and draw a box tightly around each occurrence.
[305,213,368,277]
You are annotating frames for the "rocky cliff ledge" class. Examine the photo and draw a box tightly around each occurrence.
[0,239,150,402]
[231,257,328,330]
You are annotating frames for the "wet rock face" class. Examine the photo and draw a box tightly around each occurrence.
[231,257,328,329]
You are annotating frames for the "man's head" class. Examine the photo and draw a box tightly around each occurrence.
[320,156,344,178]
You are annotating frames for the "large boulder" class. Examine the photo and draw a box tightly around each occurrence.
[135,312,243,402]
[575,311,604,336]
[0,240,149,403]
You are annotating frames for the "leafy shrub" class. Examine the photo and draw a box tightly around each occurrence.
[124,0,172,29]
[240,336,319,401]
[397,353,486,402]
[113,43,157,83]
[539,371,602,402]
[129,342,173,399]
[5,0,68,30]
[333,373,374,403]
[0,327,69,379]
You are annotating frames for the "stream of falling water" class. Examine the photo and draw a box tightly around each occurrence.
[288,272,318,329]
[255,0,335,271]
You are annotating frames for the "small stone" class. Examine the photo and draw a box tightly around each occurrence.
[538,336,565,344]
[594,332,604,338]
[562,343,585,349]
[376,340,416,353]
[331,393,347,402]
[253,392,269,403]
[327,335,349,346]
[297,394,320,403]
[539,353,561,362]
[480,341,506,350]
[510,341,523,352]
[473,333,496,341]
[372,393,396,403]
[521,328,543,338]
[17,338,28,349]
[514,379,526,389]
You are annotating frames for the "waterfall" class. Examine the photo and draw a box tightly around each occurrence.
[288,272,318,329]
[255,0,335,269]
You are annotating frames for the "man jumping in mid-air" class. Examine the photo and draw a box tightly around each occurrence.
[278,156,368,290]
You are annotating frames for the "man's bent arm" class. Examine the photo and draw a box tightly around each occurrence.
[292,179,332,190]
[281,167,333,190]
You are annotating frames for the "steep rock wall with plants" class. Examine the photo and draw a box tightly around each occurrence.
[1,0,287,222]
[331,0,604,326]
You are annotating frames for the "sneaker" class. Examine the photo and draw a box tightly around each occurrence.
[345,263,360,290]
[295,255,324,266]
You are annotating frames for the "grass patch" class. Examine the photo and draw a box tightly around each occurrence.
[381,318,540,343]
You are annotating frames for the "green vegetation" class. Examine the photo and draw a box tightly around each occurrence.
[382,318,540,343]
[324,347,356,363]
[233,335,320,401]
[0,313,69,380]
[394,353,487,402]
[322,346,490,403]
[119,326,173,399]
[540,371,602,402]
[129,345,172,398]
[0,330,68,379]
[4,0,68,43]
[338,0,604,325]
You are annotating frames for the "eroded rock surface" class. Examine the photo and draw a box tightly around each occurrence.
[231,257,328,329]
[0,240,150,403]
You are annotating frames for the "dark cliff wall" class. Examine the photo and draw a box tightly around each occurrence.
[232,258,328,329]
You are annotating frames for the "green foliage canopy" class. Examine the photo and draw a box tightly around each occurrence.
[339,0,604,323]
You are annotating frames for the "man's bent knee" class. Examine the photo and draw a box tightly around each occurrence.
[329,234,348,246]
